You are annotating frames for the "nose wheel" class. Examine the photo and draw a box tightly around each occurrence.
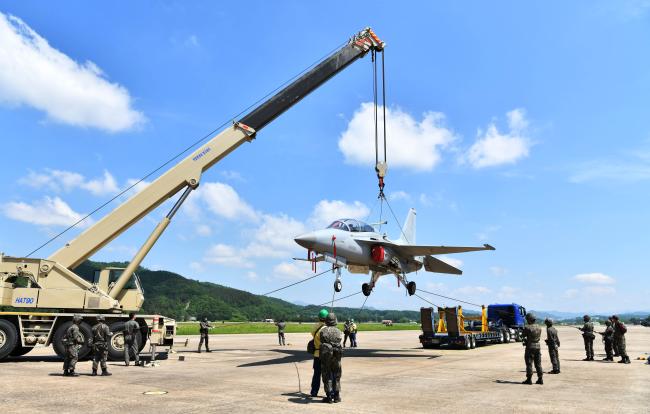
[334,280,342,292]
[406,281,416,296]
[362,283,372,297]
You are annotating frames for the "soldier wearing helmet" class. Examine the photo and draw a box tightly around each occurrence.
[521,313,544,385]
[309,309,329,398]
[62,314,85,377]
[578,314,595,361]
[319,312,343,403]
[91,315,112,376]
[602,320,614,361]
[544,318,560,374]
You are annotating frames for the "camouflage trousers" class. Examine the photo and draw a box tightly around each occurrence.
[524,347,543,379]
[63,345,79,372]
[92,344,108,371]
[604,339,613,359]
[278,332,285,346]
[320,353,342,398]
[198,333,210,351]
[583,336,594,359]
[547,345,560,372]
[615,337,627,359]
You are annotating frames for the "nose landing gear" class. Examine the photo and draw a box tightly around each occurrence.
[334,280,343,292]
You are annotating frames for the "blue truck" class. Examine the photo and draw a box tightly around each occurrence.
[419,303,527,349]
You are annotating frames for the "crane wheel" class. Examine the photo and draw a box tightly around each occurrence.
[362,283,372,297]
[0,319,19,360]
[334,280,342,293]
[407,281,417,296]
[52,320,93,360]
[470,335,476,349]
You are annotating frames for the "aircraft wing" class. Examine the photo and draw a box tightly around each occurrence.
[394,243,495,257]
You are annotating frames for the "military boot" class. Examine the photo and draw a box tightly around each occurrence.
[536,377,544,385]
[197,349,201,353]
[91,369,97,376]
[624,357,631,364]
[63,370,69,377]
[102,370,112,376]
[69,370,79,377]
[522,377,533,385]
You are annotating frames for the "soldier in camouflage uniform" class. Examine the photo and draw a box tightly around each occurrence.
[521,313,543,385]
[123,312,141,366]
[91,315,112,376]
[198,317,213,353]
[276,319,286,346]
[609,316,620,356]
[62,314,85,377]
[319,312,343,403]
[601,320,614,361]
[612,315,630,364]
[578,314,595,361]
[544,318,560,374]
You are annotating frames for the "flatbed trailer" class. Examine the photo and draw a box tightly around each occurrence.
[419,306,511,349]
[0,311,175,361]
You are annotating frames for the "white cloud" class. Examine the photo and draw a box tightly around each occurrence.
[466,109,532,168]
[196,224,212,237]
[246,271,259,281]
[498,286,518,300]
[203,243,253,268]
[0,13,144,132]
[20,168,119,196]
[196,182,258,221]
[1,196,92,227]
[273,261,312,280]
[389,191,412,202]
[189,261,205,273]
[573,273,616,285]
[246,214,306,258]
[338,102,456,172]
[308,200,369,228]
[454,286,492,295]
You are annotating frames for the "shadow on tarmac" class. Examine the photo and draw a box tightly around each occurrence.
[238,348,441,367]
[282,392,322,405]
[1,355,60,363]
[494,380,525,385]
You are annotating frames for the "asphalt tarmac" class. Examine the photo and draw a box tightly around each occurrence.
[1,326,648,413]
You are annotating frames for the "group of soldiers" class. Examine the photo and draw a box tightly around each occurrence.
[578,314,630,363]
[62,312,142,377]
[521,312,631,385]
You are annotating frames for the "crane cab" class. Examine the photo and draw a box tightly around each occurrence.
[90,267,145,311]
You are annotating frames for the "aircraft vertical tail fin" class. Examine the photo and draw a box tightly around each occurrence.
[397,208,416,245]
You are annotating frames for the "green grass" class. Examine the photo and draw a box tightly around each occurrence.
[176,322,422,335]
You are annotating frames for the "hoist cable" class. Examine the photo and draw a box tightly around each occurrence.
[261,267,333,296]
[25,40,348,258]
[317,291,362,307]
[413,292,440,309]
[416,288,483,308]
[381,50,387,164]
[372,50,379,167]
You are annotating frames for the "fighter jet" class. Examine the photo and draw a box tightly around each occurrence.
[294,208,494,297]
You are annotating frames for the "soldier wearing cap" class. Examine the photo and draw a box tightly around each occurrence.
[309,308,328,398]
[91,315,112,376]
[63,314,85,377]
[544,318,560,374]
[521,313,543,385]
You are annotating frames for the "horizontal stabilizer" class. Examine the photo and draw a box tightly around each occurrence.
[423,256,462,275]
[292,256,325,262]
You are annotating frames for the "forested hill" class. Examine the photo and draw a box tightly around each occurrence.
[74,261,421,323]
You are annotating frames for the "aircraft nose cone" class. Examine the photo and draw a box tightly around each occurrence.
[294,233,316,249]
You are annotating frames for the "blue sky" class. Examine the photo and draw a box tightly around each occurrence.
[1,1,649,314]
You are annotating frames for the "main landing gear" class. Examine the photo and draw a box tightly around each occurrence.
[362,283,372,297]
[333,266,342,292]
[406,281,417,296]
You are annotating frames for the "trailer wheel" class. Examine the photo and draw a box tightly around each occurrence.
[497,330,505,344]
[107,321,143,361]
[52,321,93,360]
[10,346,34,357]
[504,330,511,343]
[0,319,19,360]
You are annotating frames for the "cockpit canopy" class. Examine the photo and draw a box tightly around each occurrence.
[327,219,375,232]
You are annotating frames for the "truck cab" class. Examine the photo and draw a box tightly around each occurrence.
[487,303,526,341]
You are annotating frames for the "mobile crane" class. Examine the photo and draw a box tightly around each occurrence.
[0,28,385,361]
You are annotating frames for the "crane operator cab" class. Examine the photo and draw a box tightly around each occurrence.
[88,267,145,311]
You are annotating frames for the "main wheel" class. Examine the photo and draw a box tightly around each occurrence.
[107,321,143,361]
[0,319,19,360]
[10,346,34,357]
[407,281,416,296]
[334,280,342,292]
[362,283,372,297]
[52,321,93,360]
[504,330,511,343]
